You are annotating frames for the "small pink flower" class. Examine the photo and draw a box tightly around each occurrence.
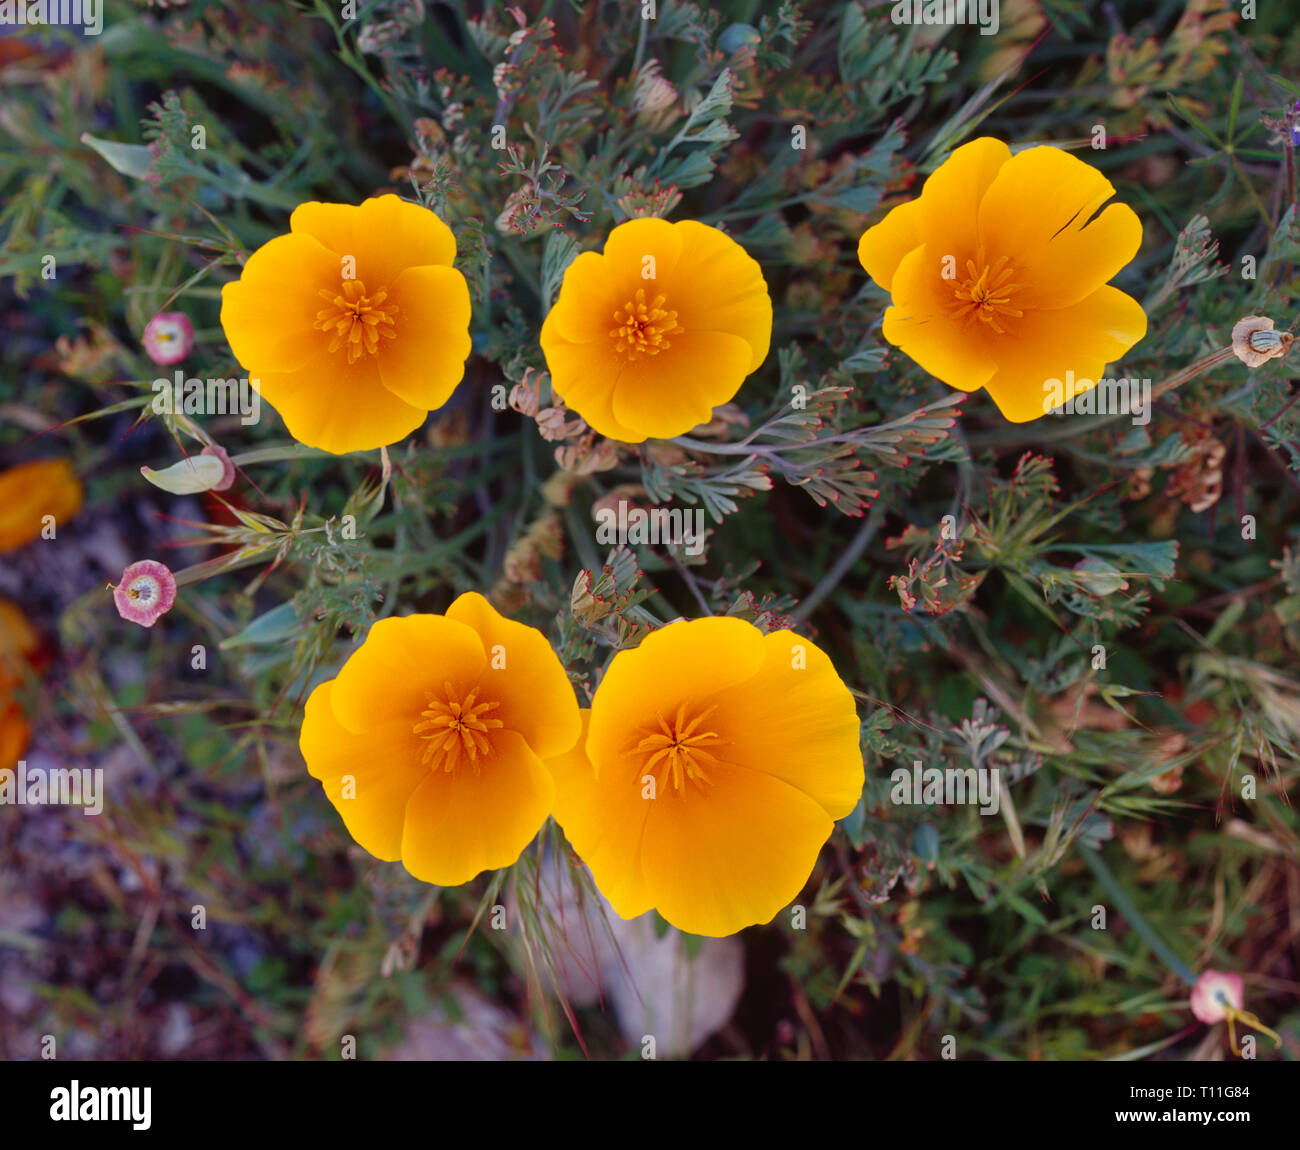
[112,560,177,628]
[1190,969,1243,1023]
[1189,968,1282,1056]
[142,311,194,366]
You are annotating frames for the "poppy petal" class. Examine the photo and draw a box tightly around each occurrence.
[377,264,472,409]
[857,197,926,293]
[300,680,427,861]
[586,617,767,777]
[444,591,582,760]
[667,220,772,370]
[911,136,1012,264]
[640,763,834,937]
[220,232,339,373]
[610,330,753,441]
[977,145,1141,308]
[328,615,487,734]
[400,730,555,886]
[291,194,457,286]
[254,347,428,455]
[882,244,999,392]
[980,284,1148,422]
[547,711,656,921]
[708,629,864,819]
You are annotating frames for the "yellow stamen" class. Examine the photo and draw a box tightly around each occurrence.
[314,278,399,364]
[636,701,724,795]
[413,681,504,775]
[609,288,684,361]
[128,577,159,604]
[951,248,1024,334]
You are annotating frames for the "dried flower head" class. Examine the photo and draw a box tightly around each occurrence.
[1230,315,1293,368]
[632,59,679,131]
[1166,426,1226,513]
[202,444,236,492]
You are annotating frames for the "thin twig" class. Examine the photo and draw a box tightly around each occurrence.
[793,504,886,623]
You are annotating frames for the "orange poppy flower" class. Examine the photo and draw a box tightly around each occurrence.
[299,592,582,886]
[220,195,472,454]
[540,218,772,442]
[0,700,28,772]
[858,137,1147,422]
[0,597,43,689]
[0,459,82,553]
[0,597,45,768]
[547,617,863,937]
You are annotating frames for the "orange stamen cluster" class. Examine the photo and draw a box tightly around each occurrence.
[413,682,503,775]
[314,279,399,364]
[951,249,1024,334]
[609,288,683,361]
[636,701,724,795]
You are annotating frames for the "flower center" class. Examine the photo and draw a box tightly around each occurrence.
[636,701,724,796]
[413,682,504,775]
[314,279,399,364]
[609,288,684,361]
[128,576,160,605]
[951,249,1024,334]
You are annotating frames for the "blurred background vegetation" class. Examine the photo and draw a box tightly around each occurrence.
[0,0,1297,1060]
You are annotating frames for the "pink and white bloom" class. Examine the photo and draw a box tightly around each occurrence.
[1190,969,1243,1023]
[1189,968,1282,1056]
[113,560,177,628]
[142,311,195,366]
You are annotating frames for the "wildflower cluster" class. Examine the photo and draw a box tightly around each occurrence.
[3,0,1298,1066]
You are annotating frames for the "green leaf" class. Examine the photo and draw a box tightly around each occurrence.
[80,133,153,180]
[221,602,303,650]
[1004,892,1049,927]
[541,230,581,314]
[841,346,888,373]
[1065,541,1179,590]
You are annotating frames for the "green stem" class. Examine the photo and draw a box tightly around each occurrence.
[792,504,885,623]
[1080,845,1197,987]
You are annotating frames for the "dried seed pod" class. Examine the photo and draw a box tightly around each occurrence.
[1231,316,1293,368]
[1167,427,1226,513]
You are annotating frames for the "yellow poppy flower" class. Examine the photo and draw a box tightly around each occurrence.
[220,195,472,454]
[540,218,772,443]
[0,459,82,554]
[858,137,1147,422]
[299,592,581,886]
[547,617,863,937]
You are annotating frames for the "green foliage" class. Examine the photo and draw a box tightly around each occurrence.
[1,0,1297,1064]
